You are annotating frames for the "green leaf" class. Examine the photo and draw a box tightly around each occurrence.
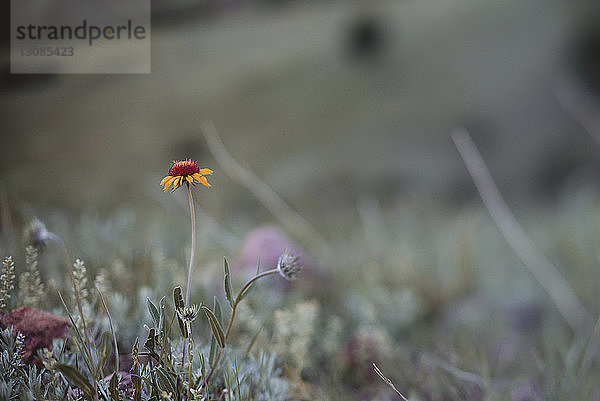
[208,297,221,366]
[208,334,216,367]
[214,296,222,326]
[143,328,161,363]
[202,305,226,348]
[144,328,156,353]
[109,372,119,401]
[224,257,233,308]
[130,338,142,401]
[173,287,188,338]
[147,297,160,328]
[158,296,166,335]
[173,286,185,309]
[55,364,95,399]
[155,366,176,394]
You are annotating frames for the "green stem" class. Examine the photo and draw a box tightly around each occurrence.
[182,183,196,391]
[184,183,196,306]
[202,268,279,386]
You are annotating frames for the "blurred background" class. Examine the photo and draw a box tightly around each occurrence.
[3,0,600,399]
[2,0,600,214]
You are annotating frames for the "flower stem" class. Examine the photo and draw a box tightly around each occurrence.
[182,183,196,386]
[202,268,279,386]
[185,183,196,306]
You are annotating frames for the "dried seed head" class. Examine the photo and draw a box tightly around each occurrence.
[0,256,16,313]
[277,249,302,281]
[177,304,200,323]
[14,332,26,365]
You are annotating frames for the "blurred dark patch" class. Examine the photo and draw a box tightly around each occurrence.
[345,13,389,61]
[507,301,544,333]
[0,66,59,92]
[572,21,600,96]
[534,134,600,199]
[151,0,220,27]
[0,1,61,90]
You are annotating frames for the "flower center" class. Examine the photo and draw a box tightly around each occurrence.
[168,160,200,176]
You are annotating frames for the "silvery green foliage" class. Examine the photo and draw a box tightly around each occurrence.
[187,342,288,401]
[226,351,289,401]
[0,327,25,400]
[0,327,67,401]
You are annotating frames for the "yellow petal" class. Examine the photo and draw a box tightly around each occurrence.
[191,173,201,182]
[199,168,213,175]
[163,176,177,192]
[186,176,194,183]
[173,176,181,190]
[160,175,173,185]
[199,176,211,187]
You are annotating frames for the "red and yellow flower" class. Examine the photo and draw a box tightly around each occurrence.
[161,159,213,192]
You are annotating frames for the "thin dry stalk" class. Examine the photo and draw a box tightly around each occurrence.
[201,121,334,262]
[49,233,97,399]
[452,128,591,332]
[372,363,409,401]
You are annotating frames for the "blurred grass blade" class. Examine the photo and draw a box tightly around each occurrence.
[97,331,111,375]
[98,287,120,375]
[202,120,334,263]
[57,290,95,375]
[244,325,264,357]
[452,127,591,332]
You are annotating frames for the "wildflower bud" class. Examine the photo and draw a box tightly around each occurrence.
[277,250,302,281]
[24,218,52,250]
